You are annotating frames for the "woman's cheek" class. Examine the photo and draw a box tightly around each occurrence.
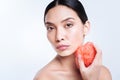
[70,31,84,46]
[47,33,55,43]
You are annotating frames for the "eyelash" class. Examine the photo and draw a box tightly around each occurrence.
[65,23,73,28]
[47,26,54,31]
[46,22,73,31]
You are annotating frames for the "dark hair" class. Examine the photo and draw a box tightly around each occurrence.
[44,0,88,24]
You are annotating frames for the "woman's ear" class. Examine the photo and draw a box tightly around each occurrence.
[83,20,90,37]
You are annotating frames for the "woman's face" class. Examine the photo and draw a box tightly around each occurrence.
[45,5,90,56]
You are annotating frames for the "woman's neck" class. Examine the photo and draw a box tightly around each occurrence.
[55,54,79,72]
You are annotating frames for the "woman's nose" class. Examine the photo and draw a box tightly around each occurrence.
[55,29,65,42]
[56,38,64,42]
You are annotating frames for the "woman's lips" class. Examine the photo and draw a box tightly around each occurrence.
[56,45,70,51]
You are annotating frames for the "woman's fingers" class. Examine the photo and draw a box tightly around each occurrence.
[77,43,102,70]
[77,53,86,71]
[76,43,104,80]
[92,44,102,66]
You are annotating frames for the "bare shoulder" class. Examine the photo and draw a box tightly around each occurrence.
[99,65,112,80]
[33,64,53,80]
[33,66,52,80]
[33,69,47,80]
[33,59,58,80]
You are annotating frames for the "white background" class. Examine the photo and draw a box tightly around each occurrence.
[0,0,119,80]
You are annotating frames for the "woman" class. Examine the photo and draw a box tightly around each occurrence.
[34,0,112,80]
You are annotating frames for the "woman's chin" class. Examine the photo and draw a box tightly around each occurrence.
[57,50,74,57]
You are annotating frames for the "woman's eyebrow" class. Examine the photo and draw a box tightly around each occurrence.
[45,22,54,25]
[45,17,75,25]
[45,22,52,25]
[61,17,75,23]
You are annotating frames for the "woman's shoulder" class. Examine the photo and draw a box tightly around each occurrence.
[33,68,48,80]
[33,58,59,80]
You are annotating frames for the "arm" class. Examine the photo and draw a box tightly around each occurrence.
[99,66,112,80]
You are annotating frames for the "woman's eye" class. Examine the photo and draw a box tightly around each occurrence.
[65,23,73,28]
[47,26,54,31]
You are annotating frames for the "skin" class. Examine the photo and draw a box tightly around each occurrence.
[34,5,112,80]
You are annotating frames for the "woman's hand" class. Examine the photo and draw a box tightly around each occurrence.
[77,45,102,80]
